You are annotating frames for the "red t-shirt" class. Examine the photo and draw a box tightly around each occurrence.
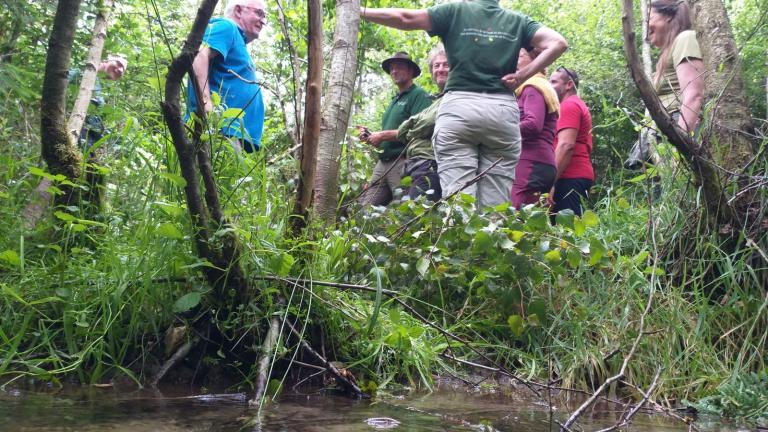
[554,95,594,180]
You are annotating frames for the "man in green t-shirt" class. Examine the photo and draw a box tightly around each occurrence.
[362,2,567,209]
[357,52,433,206]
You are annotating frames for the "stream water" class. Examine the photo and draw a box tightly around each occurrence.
[0,385,744,431]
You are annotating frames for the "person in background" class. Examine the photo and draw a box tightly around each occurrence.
[68,54,128,150]
[188,0,267,153]
[396,44,450,202]
[361,1,567,209]
[511,49,559,208]
[648,0,704,134]
[357,51,432,206]
[548,66,594,218]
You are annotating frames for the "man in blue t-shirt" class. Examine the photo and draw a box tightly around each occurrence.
[189,0,267,153]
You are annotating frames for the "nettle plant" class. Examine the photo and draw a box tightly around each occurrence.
[343,193,635,346]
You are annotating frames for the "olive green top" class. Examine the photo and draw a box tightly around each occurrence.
[378,84,433,161]
[397,96,442,160]
[427,0,541,93]
[655,30,702,114]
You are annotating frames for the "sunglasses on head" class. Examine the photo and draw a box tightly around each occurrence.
[557,66,579,88]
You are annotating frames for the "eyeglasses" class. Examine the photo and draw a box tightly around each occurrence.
[557,66,579,88]
[241,6,266,19]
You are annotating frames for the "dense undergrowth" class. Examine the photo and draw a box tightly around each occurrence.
[1,110,766,425]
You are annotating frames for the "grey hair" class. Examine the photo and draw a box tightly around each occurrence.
[427,43,446,74]
[224,0,255,18]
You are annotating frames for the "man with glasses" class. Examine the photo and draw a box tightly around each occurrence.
[188,0,267,153]
[548,66,594,220]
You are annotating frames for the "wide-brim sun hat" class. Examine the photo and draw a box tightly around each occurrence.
[381,52,421,78]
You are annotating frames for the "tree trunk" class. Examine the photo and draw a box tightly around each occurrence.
[621,0,735,225]
[67,0,113,140]
[40,0,83,204]
[161,0,249,302]
[640,0,652,78]
[71,0,115,218]
[689,0,756,176]
[313,0,360,222]
[290,0,323,234]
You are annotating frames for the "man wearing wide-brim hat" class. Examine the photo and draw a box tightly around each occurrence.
[357,51,432,207]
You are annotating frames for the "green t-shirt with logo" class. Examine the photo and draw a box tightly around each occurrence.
[427,0,541,93]
[379,84,433,161]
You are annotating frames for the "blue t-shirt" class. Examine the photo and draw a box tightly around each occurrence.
[187,18,265,151]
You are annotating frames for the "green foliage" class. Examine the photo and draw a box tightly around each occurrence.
[0,0,766,426]
[688,371,768,426]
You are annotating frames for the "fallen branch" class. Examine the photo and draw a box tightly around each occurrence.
[284,320,367,399]
[250,316,282,406]
[594,367,663,432]
[151,339,195,387]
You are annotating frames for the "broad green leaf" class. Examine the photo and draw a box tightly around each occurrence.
[156,222,184,239]
[459,193,475,204]
[0,250,20,267]
[566,247,582,268]
[589,238,605,265]
[54,211,76,222]
[582,210,599,227]
[153,202,185,217]
[221,108,245,119]
[574,219,586,236]
[473,231,493,253]
[389,307,401,324]
[416,256,429,277]
[29,167,55,180]
[617,197,630,209]
[173,292,202,313]
[400,176,413,187]
[556,211,575,229]
[544,249,561,263]
[70,223,86,232]
[159,172,187,188]
[507,315,525,337]
[268,253,295,276]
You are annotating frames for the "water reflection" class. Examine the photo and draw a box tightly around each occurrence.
[0,386,742,432]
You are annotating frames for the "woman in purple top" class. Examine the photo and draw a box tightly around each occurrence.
[511,49,560,208]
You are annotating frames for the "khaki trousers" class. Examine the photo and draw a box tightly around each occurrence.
[433,91,521,209]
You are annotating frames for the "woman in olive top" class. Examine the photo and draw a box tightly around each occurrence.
[361,2,567,209]
[648,0,704,133]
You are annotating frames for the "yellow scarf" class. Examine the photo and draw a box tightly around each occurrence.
[515,72,560,115]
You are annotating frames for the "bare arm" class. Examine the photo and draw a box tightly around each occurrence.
[502,27,568,90]
[675,58,704,133]
[191,46,219,113]
[361,7,432,31]
[554,128,578,180]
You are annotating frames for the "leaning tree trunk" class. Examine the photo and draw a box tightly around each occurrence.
[689,0,756,180]
[640,0,652,78]
[622,0,735,226]
[40,0,83,206]
[290,0,323,234]
[67,0,113,140]
[70,0,115,218]
[161,0,249,303]
[313,0,360,223]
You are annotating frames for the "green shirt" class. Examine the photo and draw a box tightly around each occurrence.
[397,96,442,160]
[655,30,702,114]
[379,84,433,161]
[427,0,541,93]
